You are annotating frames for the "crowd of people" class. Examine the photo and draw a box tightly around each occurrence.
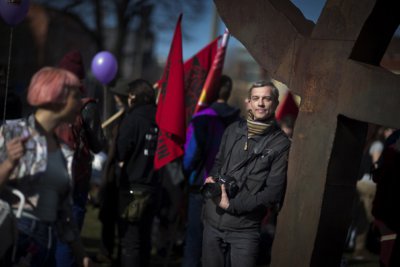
[0,49,398,267]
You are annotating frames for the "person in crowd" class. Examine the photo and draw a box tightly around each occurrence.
[97,79,130,263]
[181,75,240,267]
[371,129,400,267]
[279,115,295,139]
[0,67,91,266]
[201,81,291,267]
[54,50,106,267]
[152,159,186,262]
[116,79,159,267]
[349,127,393,259]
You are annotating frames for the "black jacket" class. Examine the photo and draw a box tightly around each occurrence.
[203,119,291,230]
[116,104,158,188]
[81,100,106,154]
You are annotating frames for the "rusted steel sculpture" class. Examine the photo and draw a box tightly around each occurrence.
[214,0,400,266]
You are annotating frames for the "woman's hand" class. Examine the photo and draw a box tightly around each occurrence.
[0,137,28,185]
[6,137,27,166]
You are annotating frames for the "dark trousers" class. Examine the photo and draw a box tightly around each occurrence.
[55,191,88,267]
[99,182,119,257]
[182,193,203,267]
[118,209,154,267]
[12,217,56,267]
[202,221,260,267]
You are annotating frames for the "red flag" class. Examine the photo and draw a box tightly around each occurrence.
[275,91,299,121]
[156,37,220,123]
[194,30,230,114]
[155,14,185,170]
[183,37,219,123]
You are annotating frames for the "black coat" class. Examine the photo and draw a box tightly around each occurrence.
[203,119,291,230]
[116,104,158,188]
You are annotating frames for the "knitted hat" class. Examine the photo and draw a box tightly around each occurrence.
[58,50,85,80]
[111,79,130,96]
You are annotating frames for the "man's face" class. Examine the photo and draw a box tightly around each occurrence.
[248,86,278,121]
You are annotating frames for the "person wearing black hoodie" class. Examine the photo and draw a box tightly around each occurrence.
[182,75,240,267]
[116,79,159,267]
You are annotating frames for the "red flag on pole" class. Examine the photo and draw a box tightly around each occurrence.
[194,30,230,114]
[275,91,299,121]
[155,37,220,123]
[155,14,185,170]
[183,36,219,123]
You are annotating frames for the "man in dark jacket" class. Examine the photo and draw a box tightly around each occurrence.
[97,79,130,262]
[116,79,159,267]
[182,75,240,267]
[202,81,291,267]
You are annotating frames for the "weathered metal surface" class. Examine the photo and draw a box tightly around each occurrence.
[214,0,400,266]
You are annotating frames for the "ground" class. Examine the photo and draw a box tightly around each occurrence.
[81,205,380,267]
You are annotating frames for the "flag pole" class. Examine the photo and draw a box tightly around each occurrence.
[2,27,14,123]
[193,29,230,114]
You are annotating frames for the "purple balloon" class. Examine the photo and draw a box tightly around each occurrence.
[0,0,30,27]
[91,51,118,85]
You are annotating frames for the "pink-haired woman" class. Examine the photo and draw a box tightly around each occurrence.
[0,67,91,267]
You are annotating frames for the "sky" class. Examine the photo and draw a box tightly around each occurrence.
[154,0,327,61]
[154,0,400,63]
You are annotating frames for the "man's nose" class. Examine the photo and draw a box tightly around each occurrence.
[257,99,264,106]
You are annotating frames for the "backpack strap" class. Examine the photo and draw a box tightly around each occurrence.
[237,129,289,192]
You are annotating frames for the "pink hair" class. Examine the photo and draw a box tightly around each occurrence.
[27,67,80,107]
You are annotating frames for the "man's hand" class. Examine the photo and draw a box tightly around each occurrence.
[204,176,215,184]
[204,176,229,209]
[219,184,230,210]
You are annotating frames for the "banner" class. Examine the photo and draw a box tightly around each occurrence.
[156,37,220,124]
[155,14,185,170]
[183,37,219,123]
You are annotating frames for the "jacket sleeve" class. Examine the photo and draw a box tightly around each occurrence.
[183,117,207,176]
[81,101,106,154]
[226,145,289,215]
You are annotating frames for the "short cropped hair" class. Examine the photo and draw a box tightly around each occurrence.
[218,75,232,101]
[248,80,279,103]
[27,67,80,107]
[127,79,156,106]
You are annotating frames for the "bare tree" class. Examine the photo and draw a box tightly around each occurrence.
[32,0,205,78]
